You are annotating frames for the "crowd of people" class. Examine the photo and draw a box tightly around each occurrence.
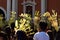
[0,21,60,40]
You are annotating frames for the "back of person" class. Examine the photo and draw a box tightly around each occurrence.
[33,32,49,40]
[33,22,50,40]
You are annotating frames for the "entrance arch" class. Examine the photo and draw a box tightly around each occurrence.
[0,7,6,20]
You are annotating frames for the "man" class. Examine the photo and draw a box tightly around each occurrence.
[33,22,50,40]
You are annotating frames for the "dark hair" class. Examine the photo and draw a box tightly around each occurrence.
[16,30,28,40]
[39,22,48,31]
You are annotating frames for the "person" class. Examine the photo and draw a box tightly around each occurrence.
[56,28,60,40]
[47,26,54,40]
[47,29,54,40]
[10,22,15,38]
[16,30,28,40]
[33,22,50,40]
[5,27,11,40]
[0,31,7,40]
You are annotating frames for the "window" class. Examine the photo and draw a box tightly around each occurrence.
[26,6,32,17]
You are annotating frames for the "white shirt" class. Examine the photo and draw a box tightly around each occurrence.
[33,32,50,40]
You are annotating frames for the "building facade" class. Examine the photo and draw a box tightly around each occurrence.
[0,0,60,21]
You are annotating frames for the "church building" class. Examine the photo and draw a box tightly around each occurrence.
[0,0,60,21]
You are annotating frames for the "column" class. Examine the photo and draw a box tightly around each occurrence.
[32,5,35,18]
[12,0,16,11]
[15,0,18,19]
[41,0,47,14]
[7,0,11,21]
[32,0,35,18]
[12,0,18,19]
[23,5,26,13]
[23,0,26,13]
[32,0,36,24]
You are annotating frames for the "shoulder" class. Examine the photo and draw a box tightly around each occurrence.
[33,32,40,38]
[33,32,40,40]
[33,32,50,40]
[34,32,40,36]
[34,32,49,38]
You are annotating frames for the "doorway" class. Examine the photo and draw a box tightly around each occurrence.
[26,6,33,17]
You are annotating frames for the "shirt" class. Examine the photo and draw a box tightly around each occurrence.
[33,32,50,40]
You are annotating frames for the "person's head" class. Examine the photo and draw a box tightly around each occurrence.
[16,30,28,40]
[37,22,48,32]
